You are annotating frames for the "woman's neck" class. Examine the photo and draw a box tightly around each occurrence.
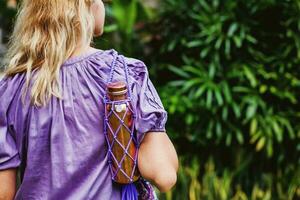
[69,44,92,58]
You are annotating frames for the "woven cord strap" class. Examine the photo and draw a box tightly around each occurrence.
[106,52,132,99]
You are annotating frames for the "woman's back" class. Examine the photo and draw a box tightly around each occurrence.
[0,48,168,199]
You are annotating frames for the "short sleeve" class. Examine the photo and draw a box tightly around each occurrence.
[127,59,168,141]
[0,75,22,170]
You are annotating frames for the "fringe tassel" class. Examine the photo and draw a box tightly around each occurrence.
[121,183,138,200]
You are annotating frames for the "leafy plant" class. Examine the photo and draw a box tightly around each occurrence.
[158,158,300,200]
[96,0,156,56]
[147,0,300,198]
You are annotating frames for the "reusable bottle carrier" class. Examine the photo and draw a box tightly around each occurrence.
[103,52,158,200]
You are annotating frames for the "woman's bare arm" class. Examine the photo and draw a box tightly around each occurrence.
[138,132,179,192]
[0,168,17,200]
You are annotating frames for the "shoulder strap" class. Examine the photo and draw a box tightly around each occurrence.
[106,51,132,99]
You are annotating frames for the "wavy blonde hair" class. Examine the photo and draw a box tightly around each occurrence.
[3,0,95,107]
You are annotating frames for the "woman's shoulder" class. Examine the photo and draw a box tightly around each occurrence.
[0,72,26,93]
[0,72,26,114]
[66,47,150,81]
[62,47,143,68]
[109,49,149,75]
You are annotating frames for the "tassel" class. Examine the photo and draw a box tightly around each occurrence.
[121,183,138,200]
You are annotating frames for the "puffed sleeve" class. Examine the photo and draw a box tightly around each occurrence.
[126,58,168,143]
[0,75,21,170]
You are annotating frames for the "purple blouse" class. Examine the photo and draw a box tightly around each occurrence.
[0,49,168,200]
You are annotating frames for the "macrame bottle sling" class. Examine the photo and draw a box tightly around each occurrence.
[103,52,158,200]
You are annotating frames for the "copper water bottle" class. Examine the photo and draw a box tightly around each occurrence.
[106,81,140,184]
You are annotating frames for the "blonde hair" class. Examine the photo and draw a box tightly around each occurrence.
[3,0,95,107]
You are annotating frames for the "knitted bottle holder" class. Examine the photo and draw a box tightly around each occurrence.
[103,51,158,200]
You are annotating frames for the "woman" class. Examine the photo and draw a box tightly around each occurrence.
[0,0,178,199]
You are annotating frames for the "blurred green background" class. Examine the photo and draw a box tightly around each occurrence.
[0,0,300,199]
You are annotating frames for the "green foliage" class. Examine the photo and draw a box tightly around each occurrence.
[1,0,299,198]
[95,0,154,56]
[147,0,300,198]
[157,158,300,200]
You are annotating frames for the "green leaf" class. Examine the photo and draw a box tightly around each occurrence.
[208,63,216,78]
[232,102,241,118]
[259,85,268,94]
[267,140,273,157]
[236,131,244,144]
[233,36,242,48]
[168,39,177,51]
[272,120,283,142]
[168,80,185,87]
[168,65,190,78]
[280,119,296,139]
[222,106,228,120]
[112,0,137,35]
[200,47,210,58]
[225,133,232,146]
[233,86,251,93]
[250,131,261,144]
[195,85,207,98]
[181,79,201,92]
[243,66,257,87]
[199,0,212,13]
[225,39,231,57]
[215,89,224,106]
[186,114,194,125]
[206,120,214,139]
[228,23,238,37]
[184,66,203,76]
[216,122,222,138]
[104,24,118,33]
[246,104,257,120]
[246,35,257,44]
[256,137,266,151]
[186,40,202,48]
[222,83,232,102]
[250,118,258,135]
[206,89,213,108]
[215,37,223,49]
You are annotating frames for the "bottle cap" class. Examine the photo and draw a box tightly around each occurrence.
[107,81,128,96]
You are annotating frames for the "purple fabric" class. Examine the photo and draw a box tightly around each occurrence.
[121,183,138,200]
[0,49,167,200]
